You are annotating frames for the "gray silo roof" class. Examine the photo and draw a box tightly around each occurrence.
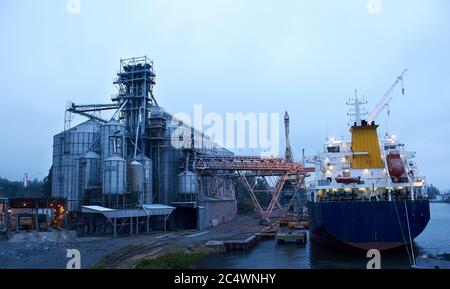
[81,151,100,159]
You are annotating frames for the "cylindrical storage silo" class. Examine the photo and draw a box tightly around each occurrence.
[103,155,127,195]
[128,160,144,202]
[52,119,100,211]
[79,151,101,191]
[100,119,126,161]
[136,154,153,204]
[178,170,198,194]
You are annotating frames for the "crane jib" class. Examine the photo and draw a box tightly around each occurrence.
[366,69,408,124]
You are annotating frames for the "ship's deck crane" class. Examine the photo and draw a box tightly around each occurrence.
[366,69,407,124]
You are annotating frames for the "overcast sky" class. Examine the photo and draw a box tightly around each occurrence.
[1,0,449,190]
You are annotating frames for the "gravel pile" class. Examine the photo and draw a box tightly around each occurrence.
[8,230,77,243]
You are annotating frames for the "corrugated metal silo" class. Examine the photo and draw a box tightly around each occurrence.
[178,170,198,194]
[78,151,101,192]
[135,154,153,204]
[51,120,100,211]
[100,119,126,161]
[102,155,127,195]
[128,160,144,203]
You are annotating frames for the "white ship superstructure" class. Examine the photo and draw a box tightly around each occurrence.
[308,70,427,203]
[310,133,426,202]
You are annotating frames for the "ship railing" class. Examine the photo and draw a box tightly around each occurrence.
[315,194,428,203]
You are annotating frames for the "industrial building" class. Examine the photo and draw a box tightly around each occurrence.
[0,197,66,235]
[51,56,236,235]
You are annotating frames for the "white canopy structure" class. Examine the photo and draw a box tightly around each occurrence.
[81,204,175,236]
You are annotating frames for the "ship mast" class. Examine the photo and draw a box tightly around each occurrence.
[347,90,367,126]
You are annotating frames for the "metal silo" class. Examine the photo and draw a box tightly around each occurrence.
[178,170,198,194]
[100,119,126,162]
[135,154,153,204]
[102,155,127,195]
[78,151,101,191]
[128,160,144,203]
[51,120,100,211]
[178,155,198,197]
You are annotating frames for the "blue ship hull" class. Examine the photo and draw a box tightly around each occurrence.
[307,200,430,250]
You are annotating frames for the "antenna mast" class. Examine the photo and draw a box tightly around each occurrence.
[347,90,367,126]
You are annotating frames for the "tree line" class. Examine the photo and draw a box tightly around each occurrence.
[0,168,52,198]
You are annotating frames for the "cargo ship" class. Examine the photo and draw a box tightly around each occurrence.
[307,70,430,251]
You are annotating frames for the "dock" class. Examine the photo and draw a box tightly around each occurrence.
[275,230,307,244]
[203,217,310,252]
[274,219,308,244]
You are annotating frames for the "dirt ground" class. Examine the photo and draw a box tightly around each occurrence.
[0,216,265,269]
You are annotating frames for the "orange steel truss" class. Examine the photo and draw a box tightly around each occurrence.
[194,156,314,223]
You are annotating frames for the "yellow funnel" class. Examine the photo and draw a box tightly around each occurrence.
[350,124,384,169]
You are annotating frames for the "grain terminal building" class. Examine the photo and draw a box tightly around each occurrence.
[51,56,236,235]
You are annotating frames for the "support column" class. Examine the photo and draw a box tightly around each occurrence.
[113,218,117,238]
[130,217,133,236]
[164,215,168,233]
[35,202,39,232]
[146,216,150,234]
[136,216,139,235]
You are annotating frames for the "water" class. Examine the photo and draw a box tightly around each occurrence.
[199,203,450,269]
